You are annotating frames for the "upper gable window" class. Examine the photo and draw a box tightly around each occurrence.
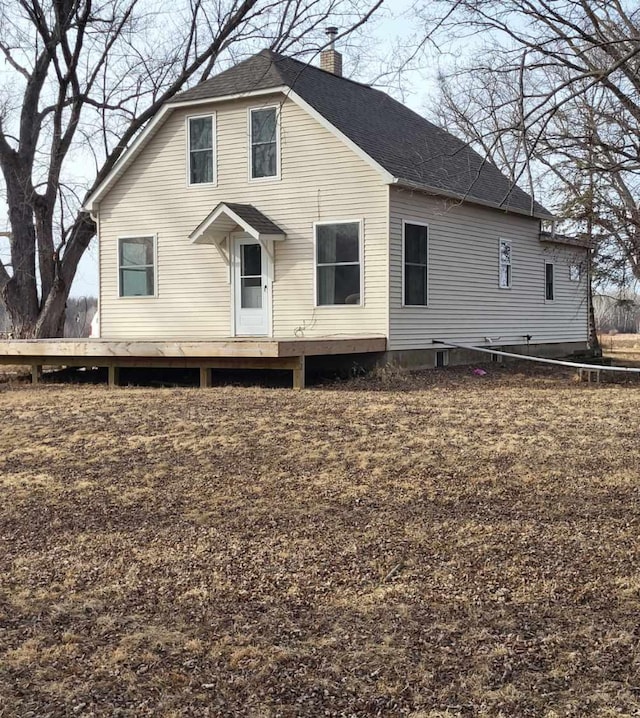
[250,107,279,180]
[188,114,215,185]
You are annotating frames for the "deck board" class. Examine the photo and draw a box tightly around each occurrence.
[0,336,386,361]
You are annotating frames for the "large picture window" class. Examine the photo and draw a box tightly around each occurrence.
[316,222,361,305]
[188,115,214,185]
[250,107,278,179]
[119,236,155,297]
[499,239,512,289]
[403,222,428,305]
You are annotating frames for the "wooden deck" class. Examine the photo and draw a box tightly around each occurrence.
[0,336,387,389]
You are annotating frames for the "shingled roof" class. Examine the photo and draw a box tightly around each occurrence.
[171,49,550,218]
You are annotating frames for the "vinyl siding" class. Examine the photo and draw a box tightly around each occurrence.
[389,187,589,350]
[98,94,388,339]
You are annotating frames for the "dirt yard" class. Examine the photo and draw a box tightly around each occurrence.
[1,365,640,717]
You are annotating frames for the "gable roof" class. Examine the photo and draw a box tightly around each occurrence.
[190,202,286,244]
[85,49,551,219]
[171,49,550,218]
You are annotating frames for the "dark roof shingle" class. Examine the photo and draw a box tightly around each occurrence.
[223,203,284,235]
[172,50,550,217]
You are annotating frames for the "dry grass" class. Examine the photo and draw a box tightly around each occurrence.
[1,364,640,716]
[600,334,640,367]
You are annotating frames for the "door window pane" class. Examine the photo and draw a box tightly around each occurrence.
[241,244,262,277]
[241,277,262,308]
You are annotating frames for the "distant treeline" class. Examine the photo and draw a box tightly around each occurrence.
[0,297,98,338]
[594,293,640,334]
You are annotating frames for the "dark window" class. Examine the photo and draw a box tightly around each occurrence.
[189,116,214,184]
[545,262,555,300]
[316,222,360,305]
[251,108,278,179]
[119,237,155,297]
[404,223,428,305]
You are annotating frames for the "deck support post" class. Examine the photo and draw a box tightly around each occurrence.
[292,355,305,390]
[200,366,212,388]
[108,365,120,388]
[31,364,42,385]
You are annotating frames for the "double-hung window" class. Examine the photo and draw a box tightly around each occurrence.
[545,262,555,301]
[250,107,278,179]
[403,222,428,305]
[119,236,155,297]
[499,239,512,288]
[188,114,214,185]
[316,222,361,305]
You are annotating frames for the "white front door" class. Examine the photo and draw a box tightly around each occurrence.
[233,236,270,336]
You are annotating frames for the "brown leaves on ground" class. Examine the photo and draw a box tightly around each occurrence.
[1,365,640,717]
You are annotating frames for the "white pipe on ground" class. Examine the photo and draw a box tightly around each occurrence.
[434,340,640,374]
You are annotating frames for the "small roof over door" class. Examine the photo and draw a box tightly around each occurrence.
[190,202,286,244]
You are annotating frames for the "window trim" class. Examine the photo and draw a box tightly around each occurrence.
[248,105,281,182]
[313,219,364,308]
[498,238,512,289]
[117,234,158,299]
[545,261,555,302]
[401,219,429,307]
[186,113,216,187]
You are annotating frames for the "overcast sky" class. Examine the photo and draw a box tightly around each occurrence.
[0,0,438,298]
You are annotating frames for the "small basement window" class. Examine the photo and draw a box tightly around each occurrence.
[499,239,512,288]
[119,236,155,297]
[435,349,449,368]
[545,262,555,301]
[315,221,361,305]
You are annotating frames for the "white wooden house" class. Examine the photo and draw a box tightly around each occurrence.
[83,45,589,369]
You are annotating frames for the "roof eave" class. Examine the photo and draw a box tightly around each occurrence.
[391,177,555,221]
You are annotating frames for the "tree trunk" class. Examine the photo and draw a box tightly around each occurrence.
[588,249,601,355]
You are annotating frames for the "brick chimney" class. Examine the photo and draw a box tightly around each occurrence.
[320,27,342,77]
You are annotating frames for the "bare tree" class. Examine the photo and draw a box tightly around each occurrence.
[414,0,640,283]
[0,0,384,338]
